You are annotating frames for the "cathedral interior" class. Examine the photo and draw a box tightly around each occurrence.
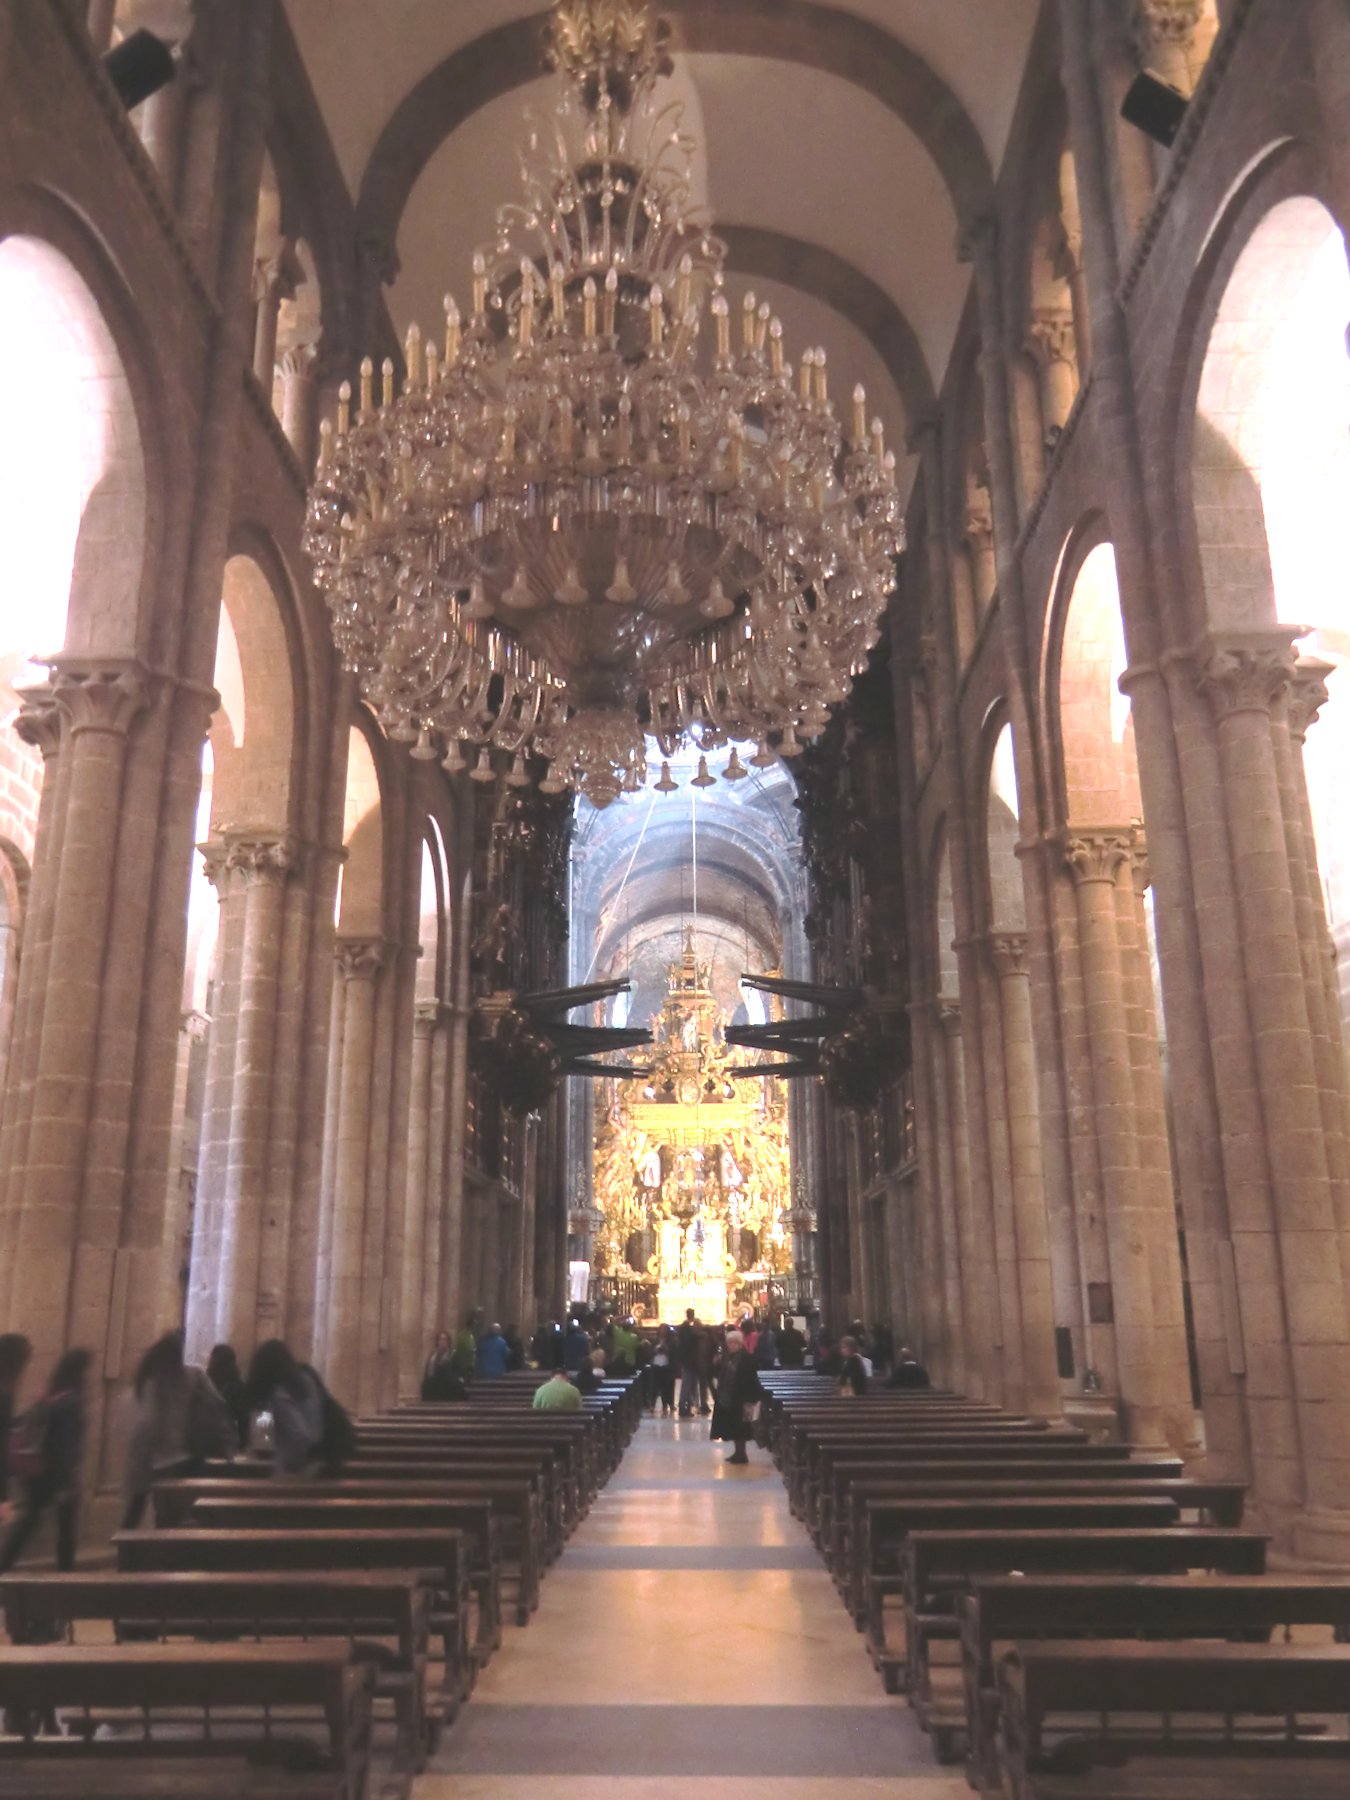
[5,0,1350,1789]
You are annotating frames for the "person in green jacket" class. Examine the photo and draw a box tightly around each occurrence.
[451,1312,479,1381]
[533,1370,583,1412]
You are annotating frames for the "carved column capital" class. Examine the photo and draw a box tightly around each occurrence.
[223,829,300,884]
[277,340,319,381]
[336,936,386,981]
[963,485,994,546]
[1287,656,1337,743]
[1063,828,1135,885]
[180,1008,210,1044]
[1025,307,1077,368]
[988,930,1030,977]
[1134,0,1203,49]
[1128,825,1152,896]
[50,660,156,737]
[12,684,63,760]
[413,999,447,1037]
[197,836,230,893]
[936,997,962,1036]
[1193,631,1302,721]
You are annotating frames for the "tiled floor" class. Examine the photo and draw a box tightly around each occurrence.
[413,1415,968,1798]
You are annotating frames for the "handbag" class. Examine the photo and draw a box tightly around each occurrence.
[743,1400,761,1424]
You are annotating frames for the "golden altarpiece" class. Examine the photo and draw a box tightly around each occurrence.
[592,933,791,1322]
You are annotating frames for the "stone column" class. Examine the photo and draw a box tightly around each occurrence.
[964,488,997,611]
[1064,828,1193,1445]
[184,840,238,1356]
[9,665,153,1366]
[936,999,988,1389]
[973,945,1027,1408]
[0,693,64,1324]
[277,343,321,474]
[312,964,347,1370]
[924,999,966,1391]
[325,938,384,1407]
[399,1000,440,1395]
[423,1015,451,1331]
[1025,309,1078,439]
[1195,635,1350,1546]
[212,830,297,1350]
[251,245,297,392]
[990,932,1062,1414]
[157,1007,208,1334]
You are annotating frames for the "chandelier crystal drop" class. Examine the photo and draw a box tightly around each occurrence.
[304,0,904,807]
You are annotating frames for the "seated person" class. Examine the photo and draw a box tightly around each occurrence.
[837,1334,869,1397]
[885,1345,931,1390]
[573,1348,607,1395]
[533,1369,583,1411]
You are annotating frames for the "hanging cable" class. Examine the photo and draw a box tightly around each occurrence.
[584,787,658,983]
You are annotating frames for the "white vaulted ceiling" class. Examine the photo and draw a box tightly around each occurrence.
[283,0,1039,454]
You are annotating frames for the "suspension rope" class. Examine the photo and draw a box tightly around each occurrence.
[584,786,658,984]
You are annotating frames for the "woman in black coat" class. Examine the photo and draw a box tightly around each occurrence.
[710,1329,763,1465]
[0,1346,91,1573]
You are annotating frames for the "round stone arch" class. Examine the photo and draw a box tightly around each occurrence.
[979,709,1027,935]
[1041,516,1140,835]
[207,549,300,837]
[337,713,388,940]
[417,817,451,1002]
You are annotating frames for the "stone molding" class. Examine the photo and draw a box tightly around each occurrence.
[1063,829,1135,885]
[936,997,962,1035]
[1192,631,1303,722]
[335,936,386,981]
[12,687,63,761]
[413,999,448,1036]
[50,662,157,737]
[180,1008,210,1043]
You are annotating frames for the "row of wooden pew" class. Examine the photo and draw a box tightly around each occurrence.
[0,1372,641,1798]
[760,1373,1350,1798]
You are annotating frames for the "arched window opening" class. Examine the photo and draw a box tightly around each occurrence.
[986,721,1026,932]
[338,725,384,938]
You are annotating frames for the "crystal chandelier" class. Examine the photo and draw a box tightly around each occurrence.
[304,0,903,807]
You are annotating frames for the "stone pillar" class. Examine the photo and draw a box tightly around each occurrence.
[964,488,997,610]
[1195,635,1350,1547]
[953,940,1011,1405]
[973,944,1027,1407]
[399,1000,440,1395]
[423,1014,451,1330]
[1064,829,1194,1445]
[923,1000,966,1391]
[251,245,296,392]
[990,931,1062,1415]
[157,1007,208,1335]
[277,343,321,474]
[0,693,64,1325]
[8,665,153,1367]
[937,999,989,1391]
[212,830,297,1350]
[1025,309,1078,438]
[184,840,238,1356]
[312,964,347,1370]
[325,938,384,1407]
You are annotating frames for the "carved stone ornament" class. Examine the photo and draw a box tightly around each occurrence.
[936,997,962,1034]
[1135,0,1204,48]
[1025,308,1077,369]
[51,662,155,737]
[335,937,386,981]
[413,1000,445,1037]
[1063,830,1135,885]
[1195,636,1299,722]
[223,831,300,884]
[964,486,995,546]
[197,837,230,894]
[1287,656,1336,743]
[988,930,1029,977]
[12,685,63,760]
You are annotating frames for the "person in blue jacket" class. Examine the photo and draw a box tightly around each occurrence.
[477,1322,511,1379]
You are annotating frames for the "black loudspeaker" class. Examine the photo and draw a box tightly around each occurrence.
[101,28,177,110]
[1121,70,1188,147]
[1054,1325,1075,1382]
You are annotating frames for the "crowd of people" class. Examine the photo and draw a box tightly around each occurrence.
[0,1306,932,1569]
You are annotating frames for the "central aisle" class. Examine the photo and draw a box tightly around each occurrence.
[415,1415,968,1799]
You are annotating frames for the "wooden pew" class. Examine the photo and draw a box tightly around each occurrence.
[354,1420,595,1513]
[855,1494,1182,1636]
[191,1490,542,1628]
[114,1528,474,1706]
[158,1480,511,1639]
[995,1639,1350,1799]
[1,1568,436,1782]
[0,1641,375,1799]
[893,1526,1271,1700]
[956,1573,1350,1787]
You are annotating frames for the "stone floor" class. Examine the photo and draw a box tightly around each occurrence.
[414,1414,968,1798]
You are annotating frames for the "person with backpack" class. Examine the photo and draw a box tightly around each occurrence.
[0,1334,33,1528]
[206,1343,251,1450]
[244,1340,327,1478]
[121,1330,235,1528]
[0,1346,91,1573]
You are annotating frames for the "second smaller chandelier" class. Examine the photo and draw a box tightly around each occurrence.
[305,0,903,807]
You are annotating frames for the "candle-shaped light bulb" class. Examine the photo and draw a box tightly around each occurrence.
[603,265,619,336]
[382,356,395,407]
[582,275,597,340]
[405,322,422,389]
[337,381,351,435]
[799,346,814,404]
[518,260,535,347]
[742,290,757,350]
[318,415,334,468]
[852,383,867,444]
[871,417,885,462]
[649,282,664,348]
[444,294,461,363]
[617,392,633,459]
[550,262,565,323]
[883,448,896,486]
[755,300,771,354]
[730,413,745,480]
[359,356,374,415]
[472,250,488,315]
[814,347,828,408]
[769,317,784,376]
[676,251,693,318]
[712,292,731,361]
[424,340,439,387]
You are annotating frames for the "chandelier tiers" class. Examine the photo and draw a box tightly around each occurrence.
[305,0,904,808]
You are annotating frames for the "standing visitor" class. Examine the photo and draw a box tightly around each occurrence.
[651,1324,677,1416]
[121,1330,234,1528]
[676,1309,701,1417]
[563,1316,590,1373]
[777,1317,806,1368]
[451,1313,479,1381]
[477,1322,511,1379]
[0,1334,33,1527]
[710,1329,762,1465]
[422,1331,468,1400]
[0,1347,91,1573]
[244,1340,325,1478]
[754,1318,778,1370]
[609,1315,638,1377]
[206,1343,250,1451]
[837,1335,870,1397]
[532,1320,564,1369]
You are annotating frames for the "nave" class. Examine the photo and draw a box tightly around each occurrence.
[415,1417,965,1800]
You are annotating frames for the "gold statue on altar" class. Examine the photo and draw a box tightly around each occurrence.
[592,930,792,1322]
